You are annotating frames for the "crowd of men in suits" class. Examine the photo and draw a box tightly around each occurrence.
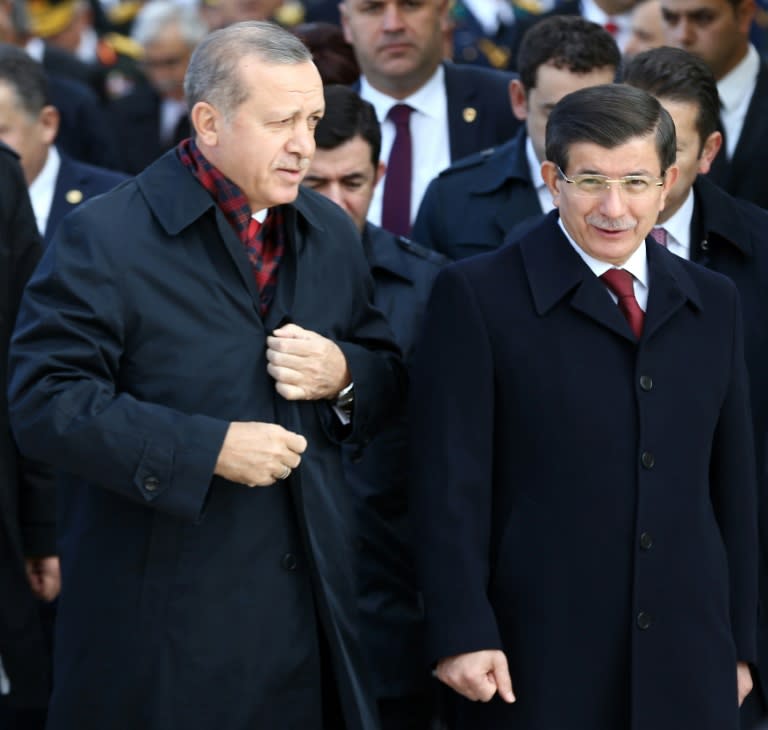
[1,0,768,728]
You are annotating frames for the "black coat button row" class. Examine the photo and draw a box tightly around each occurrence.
[639,375,653,391]
[637,611,653,630]
[281,553,298,571]
[639,532,653,550]
[641,452,654,469]
[143,476,160,492]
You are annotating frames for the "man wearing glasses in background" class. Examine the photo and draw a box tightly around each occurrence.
[410,83,758,730]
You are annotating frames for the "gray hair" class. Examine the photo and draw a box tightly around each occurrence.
[184,20,312,119]
[131,1,208,49]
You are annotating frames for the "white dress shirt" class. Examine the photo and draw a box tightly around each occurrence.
[559,217,650,310]
[29,146,60,237]
[656,188,693,260]
[462,0,515,35]
[359,66,451,228]
[525,136,553,213]
[717,44,760,160]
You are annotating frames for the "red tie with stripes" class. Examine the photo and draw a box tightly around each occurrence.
[601,268,644,339]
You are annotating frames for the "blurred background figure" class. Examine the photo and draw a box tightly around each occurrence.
[25,0,145,100]
[660,0,768,207]
[108,0,206,174]
[448,0,520,70]
[303,83,447,730]
[0,0,120,168]
[0,45,127,245]
[624,0,665,57]
[292,21,359,84]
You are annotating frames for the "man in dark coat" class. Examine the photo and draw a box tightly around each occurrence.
[412,16,619,260]
[340,0,520,235]
[8,21,404,730]
[303,84,446,730]
[623,45,768,728]
[0,142,57,730]
[410,84,757,730]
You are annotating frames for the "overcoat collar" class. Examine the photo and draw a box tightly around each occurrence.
[136,149,327,328]
[519,211,703,343]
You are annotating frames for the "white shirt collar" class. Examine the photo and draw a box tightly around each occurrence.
[28,145,60,236]
[579,0,632,49]
[718,44,760,113]
[25,37,45,62]
[525,135,553,212]
[360,64,445,121]
[657,187,693,258]
[557,215,649,310]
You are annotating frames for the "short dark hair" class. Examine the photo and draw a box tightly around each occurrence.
[313,85,381,166]
[622,46,720,149]
[545,84,676,173]
[292,22,360,85]
[0,43,49,116]
[517,16,621,91]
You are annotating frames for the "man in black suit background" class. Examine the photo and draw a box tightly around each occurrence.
[660,0,768,208]
[339,0,520,235]
[412,16,619,260]
[0,45,127,245]
[623,45,768,729]
[0,142,56,730]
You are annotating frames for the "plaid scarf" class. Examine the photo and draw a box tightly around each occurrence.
[177,137,284,315]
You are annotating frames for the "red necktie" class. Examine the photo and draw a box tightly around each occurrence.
[601,268,644,339]
[604,18,619,35]
[381,104,414,237]
[650,227,668,247]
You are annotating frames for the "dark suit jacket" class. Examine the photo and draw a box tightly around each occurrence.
[413,126,541,259]
[411,211,757,730]
[0,143,52,709]
[688,175,768,701]
[708,58,768,209]
[442,62,520,161]
[45,154,129,246]
[108,82,191,174]
[343,224,445,698]
[8,150,404,730]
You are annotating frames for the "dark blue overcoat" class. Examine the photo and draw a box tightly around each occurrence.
[410,212,758,730]
[8,150,405,730]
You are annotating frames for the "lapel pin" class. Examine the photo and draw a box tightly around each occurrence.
[463,107,477,123]
[66,189,84,205]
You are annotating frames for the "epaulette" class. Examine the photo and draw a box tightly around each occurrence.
[102,32,144,60]
[438,146,496,177]
[395,235,449,265]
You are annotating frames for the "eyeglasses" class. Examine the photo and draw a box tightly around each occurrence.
[557,167,664,197]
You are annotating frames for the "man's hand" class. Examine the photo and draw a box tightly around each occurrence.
[25,556,61,602]
[435,650,516,704]
[738,661,753,706]
[214,422,307,486]
[266,324,350,401]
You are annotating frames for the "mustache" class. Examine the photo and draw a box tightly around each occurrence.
[586,215,637,231]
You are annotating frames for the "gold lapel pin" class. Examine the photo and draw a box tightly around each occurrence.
[463,107,477,123]
[65,189,84,204]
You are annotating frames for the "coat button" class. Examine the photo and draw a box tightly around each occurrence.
[281,553,298,571]
[639,532,653,550]
[641,451,655,469]
[637,611,653,630]
[639,375,653,391]
[143,476,160,492]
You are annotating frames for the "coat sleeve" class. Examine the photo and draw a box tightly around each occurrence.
[409,263,503,663]
[710,284,759,664]
[411,177,445,257]
[8,211,229,524]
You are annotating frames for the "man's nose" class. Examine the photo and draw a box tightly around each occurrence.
[381,2,405,31]
[598,183,628,217]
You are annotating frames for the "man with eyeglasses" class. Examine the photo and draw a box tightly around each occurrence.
[410,82,758,730]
